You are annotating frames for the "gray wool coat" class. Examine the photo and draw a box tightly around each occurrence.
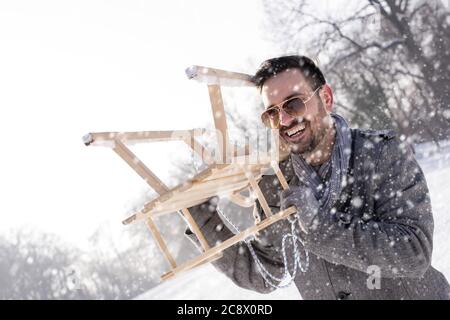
[185,128,450,300]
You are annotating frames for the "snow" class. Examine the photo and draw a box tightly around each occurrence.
[136,141,450,300]
[135,264,301,300]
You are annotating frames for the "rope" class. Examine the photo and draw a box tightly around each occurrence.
[217,206,309,289]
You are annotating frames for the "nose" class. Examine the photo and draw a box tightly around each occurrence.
[279,109,295,127]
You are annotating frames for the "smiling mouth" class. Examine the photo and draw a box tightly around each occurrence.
[282,121,307,141]
[285,122,306,137]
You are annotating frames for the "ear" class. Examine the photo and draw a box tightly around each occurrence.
[320,84,333,113]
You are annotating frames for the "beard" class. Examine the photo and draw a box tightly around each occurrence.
[280,119,323,155]
[280,115,332,157]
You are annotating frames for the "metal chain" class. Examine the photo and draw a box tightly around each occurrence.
[217,206,309,289]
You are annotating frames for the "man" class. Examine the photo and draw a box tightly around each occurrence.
[185,55,450,300]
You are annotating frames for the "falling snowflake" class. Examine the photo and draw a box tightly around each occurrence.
[351,196,363,208]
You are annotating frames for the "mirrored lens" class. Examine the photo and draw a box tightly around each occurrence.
[283,97,306,117]
[261,108,280,128]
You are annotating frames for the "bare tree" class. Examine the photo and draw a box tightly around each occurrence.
[0,229,89,299]
[262,0,449,144]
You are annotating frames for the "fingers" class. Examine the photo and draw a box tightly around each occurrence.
[281,192,304,211]
[280,185,304,200]
[281,185,307,199]
[281,198,298,211]
[280,185,318,212]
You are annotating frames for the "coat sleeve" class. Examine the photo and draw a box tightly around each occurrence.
[184,198,288,293]
[299,136,434,278]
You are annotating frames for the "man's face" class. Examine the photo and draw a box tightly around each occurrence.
[261,68,333,155]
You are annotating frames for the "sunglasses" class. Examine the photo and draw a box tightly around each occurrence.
[261,86,323,129]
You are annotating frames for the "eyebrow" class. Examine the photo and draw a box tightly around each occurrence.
[267,92,307,109]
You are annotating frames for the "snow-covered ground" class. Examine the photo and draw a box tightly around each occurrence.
[136,140,450,300]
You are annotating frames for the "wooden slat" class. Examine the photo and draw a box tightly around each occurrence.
[152,183,249,211]
[123,197,210,225]
[159,206,297,280]
[244,166,273,218]
[202,162,267,182]
[133,179,251,219]
[161,252,224,281]
[141,167,252,212]
[188,163,230,182]
[179,208,211,251]
[204,165,248,181]
[84,129,206,147]
[156,152,273,187]
[185,65,254,87]
[182,136,214,165]
[113,144,179,263]
[208,85,229,164]
[113,139,168,195]
[123,161,272,223]
[148,172,259,209]
[228,191,255,208]
[146,217,177,269]
[270,160,290,190]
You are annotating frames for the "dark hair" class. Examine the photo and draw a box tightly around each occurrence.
[253,55,326,91]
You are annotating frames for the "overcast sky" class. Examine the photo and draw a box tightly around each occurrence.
[0,0,283,248]
[0,0,357,249]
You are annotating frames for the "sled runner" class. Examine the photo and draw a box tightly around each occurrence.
[83,65,296,281]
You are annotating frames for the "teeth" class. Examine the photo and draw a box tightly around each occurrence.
[287,122,306,137]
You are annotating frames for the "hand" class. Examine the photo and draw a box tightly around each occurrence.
[280,186,320,233]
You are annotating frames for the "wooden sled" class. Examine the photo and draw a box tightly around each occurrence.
[83,65,295,281]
